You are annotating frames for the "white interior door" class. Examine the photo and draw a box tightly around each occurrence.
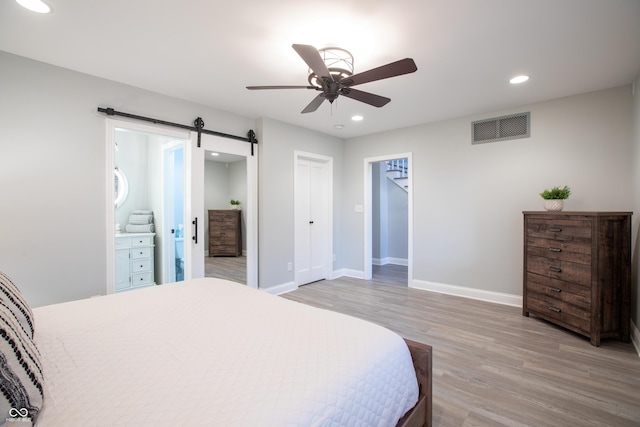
[294,152,332,286]
[186,132,258,288]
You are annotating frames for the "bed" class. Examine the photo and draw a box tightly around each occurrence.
[0,273,432,426]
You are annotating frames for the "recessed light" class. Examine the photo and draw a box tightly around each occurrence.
[16,0,51,13]
[351,115,363,121]
[334,124,344,129]
[210,152,219,156]
[510,75,529,84]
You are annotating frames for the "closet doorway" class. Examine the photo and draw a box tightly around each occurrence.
[294,151,333,287]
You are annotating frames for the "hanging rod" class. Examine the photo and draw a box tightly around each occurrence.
[97,107,258,155]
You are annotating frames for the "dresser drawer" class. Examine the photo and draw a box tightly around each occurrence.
[526,273,590,306]
[526,218,591,242]
[132,258,152,273]
[526,293,590,334]
[526,255,591,286]
[131,247,152,259]
[132,272,153,286]
[526,237,591,265]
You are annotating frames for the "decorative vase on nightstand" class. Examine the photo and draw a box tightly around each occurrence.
[543,199,564,211]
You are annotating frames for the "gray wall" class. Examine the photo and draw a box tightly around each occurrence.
[0,51,253,306]
[257,117,344,288]
[344,86,634,296]
[2,49,639,340]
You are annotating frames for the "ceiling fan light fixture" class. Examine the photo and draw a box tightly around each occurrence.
[307,47,354,87]
[16,0,51,13]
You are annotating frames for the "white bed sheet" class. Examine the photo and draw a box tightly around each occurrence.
[33,278,418,426]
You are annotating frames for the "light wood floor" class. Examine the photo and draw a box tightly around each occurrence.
[205,255,246,284]
[282,266,640,427]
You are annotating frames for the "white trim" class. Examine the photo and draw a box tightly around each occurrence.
[293,151,334,288]
[411,279,522,307]
[260,281,297,296]
[331,268,366,280]
[372,257,408,266]
[631,319,640,358]
[196,133,259,288]
[364,153,413,282]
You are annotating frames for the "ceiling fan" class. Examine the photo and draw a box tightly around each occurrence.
[246,44,418,114]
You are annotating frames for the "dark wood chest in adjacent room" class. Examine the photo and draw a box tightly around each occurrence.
[522,211,631,346]
[208,210,242,257]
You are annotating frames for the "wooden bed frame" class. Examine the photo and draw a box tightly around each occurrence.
[397,339,433,427]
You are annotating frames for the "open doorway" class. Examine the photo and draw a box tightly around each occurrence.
[108,124,189,293]
[203,151,247,284]
[364,153,413,286]
[371,159,409,285]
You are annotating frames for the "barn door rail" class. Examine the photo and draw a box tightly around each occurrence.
[97,107,258,155]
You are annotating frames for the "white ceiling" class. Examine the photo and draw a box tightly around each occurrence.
[1,0,639,139]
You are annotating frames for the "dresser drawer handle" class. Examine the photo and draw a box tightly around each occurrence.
[549,286,562,293]
[548,306,561,313]
[549,227,563,232]
[549,247,562,252]
[549,266,562,273]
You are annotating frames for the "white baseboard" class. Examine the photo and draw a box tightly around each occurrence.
[332,268,365,280]
[411,279,522,307]
[372,257,408,266]
[631,319,640,358]
[260,281,297,296]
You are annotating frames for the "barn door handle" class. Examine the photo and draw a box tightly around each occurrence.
[192,217,198,244]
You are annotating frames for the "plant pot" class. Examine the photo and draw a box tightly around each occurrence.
[543,199,564,211]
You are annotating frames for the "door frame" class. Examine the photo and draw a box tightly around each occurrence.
[161,141,184,284]
[105,118,191,294]
[188,132,258,288]
[293,150,333,287]
[363,152,413,283]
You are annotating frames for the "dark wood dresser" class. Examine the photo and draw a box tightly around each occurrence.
[522,211,631,346]
[208,210,242,257]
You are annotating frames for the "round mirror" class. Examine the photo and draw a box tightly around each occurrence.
[114,167,129,208]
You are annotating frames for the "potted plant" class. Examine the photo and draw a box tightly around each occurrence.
[540,185,571,211]
[229,199,241,209]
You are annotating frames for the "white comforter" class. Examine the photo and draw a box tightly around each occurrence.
[33,278,418,426]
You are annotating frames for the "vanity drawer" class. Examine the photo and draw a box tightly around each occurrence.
[131,235,153,247]
[131,247,152,259]
[132,272,153,286]
[132,259,152,273]
[115,237,131,250]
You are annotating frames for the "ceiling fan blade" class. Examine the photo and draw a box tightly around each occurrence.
[340,88,391,107]
[292,44,333,81]
[301,93,326,114]
[246,85,316,90]
[342,58,417,87]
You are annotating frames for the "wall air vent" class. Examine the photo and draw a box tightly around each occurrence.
[472,112,530,144]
